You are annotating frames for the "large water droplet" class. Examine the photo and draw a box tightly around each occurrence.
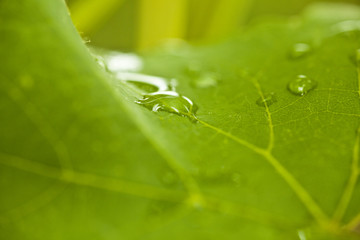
[289,43,311,59]
[136,91,198,120]
[287,75,317,96]
[256,92,277,107]
[116,72,170,93]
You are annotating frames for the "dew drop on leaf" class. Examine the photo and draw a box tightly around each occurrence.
[332,20,360,36]
[186,61,219,88]
[287,75,317,96]
[289,43,311,59]
[92,49,143,73]
[135,91,198,121]
[256,92,277,107]
[116,72,170,93]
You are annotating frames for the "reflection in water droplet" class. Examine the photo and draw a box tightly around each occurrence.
[116,72,169,93]
[136,91,198,120]
[288,75,317,96]
[256,92,277,107]
[290,43,311,59]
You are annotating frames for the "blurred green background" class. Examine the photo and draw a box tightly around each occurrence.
[66,0,359,51]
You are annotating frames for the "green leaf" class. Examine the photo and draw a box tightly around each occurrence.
[1,1,360,239]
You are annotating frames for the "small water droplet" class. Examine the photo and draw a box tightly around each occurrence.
[287,75,317,96]
[332,20,360,36]
[256,92,277,107]
[186,62,219,88]
[193,73,218,88]
[289,43,311,59]
[136,91,198,120]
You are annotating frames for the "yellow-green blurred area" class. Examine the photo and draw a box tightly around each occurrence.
[66,0,360,51]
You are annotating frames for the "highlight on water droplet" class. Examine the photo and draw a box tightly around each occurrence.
[289,43,312,59]
[116,72,170,93]
[287,75,317,96]
[256,92,277,107]
[135,91,198,120]
[106,52,143,72]
[91,48,143,73]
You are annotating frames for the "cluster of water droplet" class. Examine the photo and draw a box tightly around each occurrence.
[93,49,198,121]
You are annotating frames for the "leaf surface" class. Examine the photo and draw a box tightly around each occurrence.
[0,1,360,239]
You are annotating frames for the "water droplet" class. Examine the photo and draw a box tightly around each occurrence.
[289,43,311,59]
[256,92,277,107]
[116,72,170,93]
[106,52,143,72]
[91,48,143,73]
[193,73,218,88]
[136,91,198,120]
[287,75,317,96]
[186,62,219,88]
[332,20,360,36]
